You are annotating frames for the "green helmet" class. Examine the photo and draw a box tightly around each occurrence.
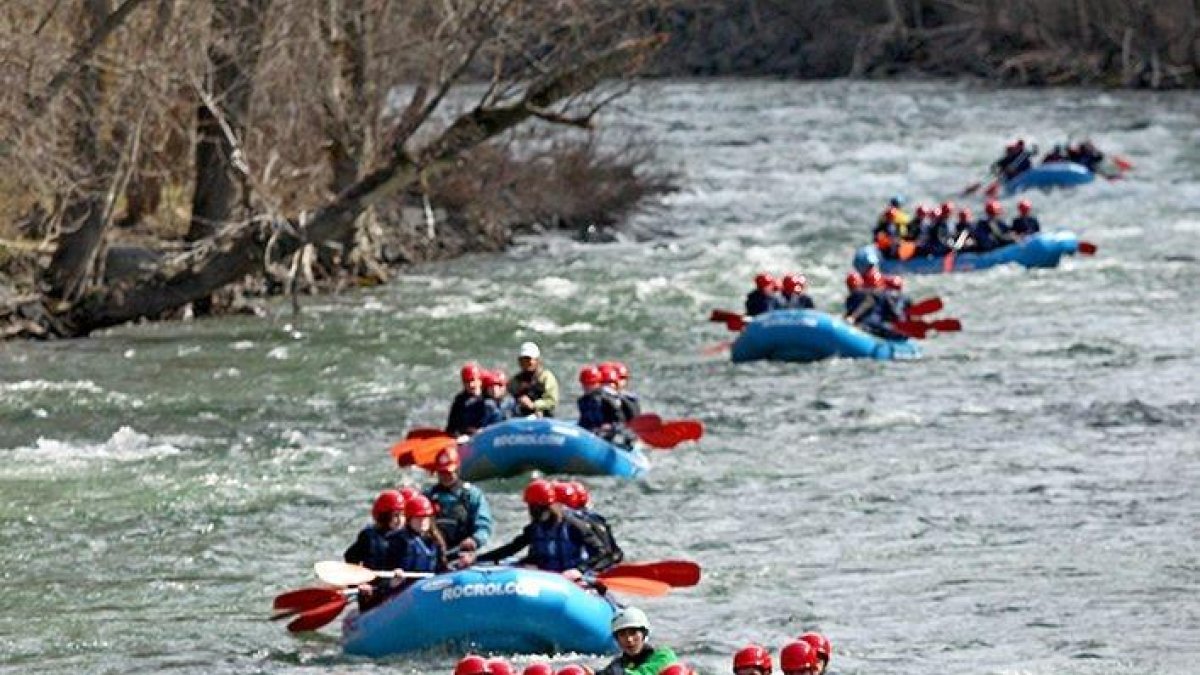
[610,606,650,635]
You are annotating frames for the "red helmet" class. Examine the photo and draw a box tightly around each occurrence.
[597,362,620,385]
[884,274,904,291]
[523,479,556,506]
[556,666,588,675]
[914,205,929,218]
[522,664,553,675]
[958,208,972,222]
[732,645,772,674]
[884,207,900,224]
[659,664,695,675]
[613,362,630,380]
[482,369,508,388]
[553,481,579,507]
[434,446,460,472]
[404,494,435,518]
[863,267,884,288]
[488,659,515,675]
[781,274,807,293]
[579,365,603,387]
[940,201,955,216]
[779,642,819,673]
[398,486,421,503]
[455,655,491,675]
[798,632,832,662]
[845,272,864,291]
[1017,199,1033,215]
[460,362,483,384]
[570,480,590,509]
[754,273,775,291]
[985,199,1003,217]
[372,490,404,519]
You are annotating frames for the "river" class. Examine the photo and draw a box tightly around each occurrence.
[1,80,1198,674]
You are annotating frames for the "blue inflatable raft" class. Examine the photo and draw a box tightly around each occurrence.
[459,418,649,481]
[855,231,1083,276]
[730,309,919,363]
[342,567,618,657]
[1001,162,1094,195]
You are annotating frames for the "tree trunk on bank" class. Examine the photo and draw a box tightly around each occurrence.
[187,0,273,243]
[50,34,667,336]
[42,0,117,301]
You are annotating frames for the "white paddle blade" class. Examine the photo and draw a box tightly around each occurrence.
[314,561,379,586]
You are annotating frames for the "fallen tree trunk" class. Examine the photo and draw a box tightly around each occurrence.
[35,34,667,337]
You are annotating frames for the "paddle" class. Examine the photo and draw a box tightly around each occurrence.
[708,309,746,332]
[594,575,670,597]
[701,339,733,356]
[273,587,346,615]
[1112,155,1134,172]
[626,414,704,449]
[1078,240,1098,255]
[604,560,701,587]
[943,229,970,273]
[314,560,436,586]
[905,296,943,317]
[892,318,962,340]
[962,166,998,196]
[287,594,354,632]
[391,435,457,467]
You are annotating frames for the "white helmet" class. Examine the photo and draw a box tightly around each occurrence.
[610,606,650,635]
[518,341,541,359]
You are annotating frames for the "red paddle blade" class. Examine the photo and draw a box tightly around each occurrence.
[931,318,962,332]
[1078,241,1098,255]
[273,587,343,612]
[604,561,701,587]
[663,420,703,442]
[1113,155,1134,171]
[906,297,943,317]
[626,414,664,434]
[287,597,349,633]
[890,320,929,340]
[596,575,670,597]
[709,309,746,332]
[701,340,733,356]
[633,428,681,450]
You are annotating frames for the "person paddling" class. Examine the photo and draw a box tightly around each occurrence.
[607,361,642,420]
[1010,199,1041,237]
[482,369,515,421]
[446,362,491,437]
[389,494,449,586]
[745,273,777,317]
[773,274,814,310]
[469,478,618,573]
[595,607,679,675]
[577,364,626,439]
[967,200,1013,252]
[557,480,624,567]
[422,447,493,556]
[994,139,1034,179]
[343,490,406,610]
[508,342,559,417]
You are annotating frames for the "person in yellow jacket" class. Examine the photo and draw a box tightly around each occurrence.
[507,341,559,417]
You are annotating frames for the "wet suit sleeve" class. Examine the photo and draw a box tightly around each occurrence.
[846,293,876,323]
[445,394,465,435]
[344,529,370,565]
[469,488,494,547]
[475,525,530,564]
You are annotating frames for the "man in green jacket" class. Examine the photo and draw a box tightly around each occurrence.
[508,341,559,417]
[595,607,677,675]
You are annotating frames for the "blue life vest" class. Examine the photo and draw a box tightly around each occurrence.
[529,519,587,572]
[396,529,440,573]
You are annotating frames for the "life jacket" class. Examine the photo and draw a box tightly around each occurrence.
[511,370,550,417]
[577,391,608,431]
[1011,216,1040,236]
[446,391,489,435]
[579,509,624,568]
[396,529,441,573]
[347,525,399,570]
[744,290,774,317]
[426,483,475,548]
[619,391,641,420]
[529,518,587,572]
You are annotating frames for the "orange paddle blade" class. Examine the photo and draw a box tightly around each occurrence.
[390,436,456,465]
[597,575,670,597]
[604,560,701,587]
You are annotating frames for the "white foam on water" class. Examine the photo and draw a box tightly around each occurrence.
[533,276,579,298]
[520,318,596,335]
[1,426,183,474]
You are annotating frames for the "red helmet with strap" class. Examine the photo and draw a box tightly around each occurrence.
[553,481,579,507]
[404,494,435,518]
[597,362,620,385]
[455,656,490,675]
[798,632,832,662]
[460,362,482,383]
[863,267,884,288]
[569,480,590,509]
[958,208,972,222]
[556,666,588,675]
[482,369,507,388]
[939,201,955,216]
[914,205,929,218]
[782,274,807,293]
[613,362,630,380]
[398,486,421,503]
[845,272,864,291]
[985,199,1003,217]
[521,664,553,675]
[779,642,819,673]
[1017,199,1033,215]
[488,659,515,675]
[523,479,556,506]
[371,490,404,519]
[732,645,772,674]
[754,273,775,291]
[659,664,695,675]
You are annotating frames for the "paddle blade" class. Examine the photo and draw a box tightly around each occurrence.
[701,340,733,356]
[663,420,703,443]
[604,561,701,588]
[931,318,962,332]
[1078,240,1098,255]
[315,561,378,586]
[890,320,929,340]
[273,587,343,613]
[597,575,671,597]
[960,181,981,196]
[906,296,943,317]
[626,414,664,434]
[391,436,457,466]
[708,309,746,332]
[287,597,349,632]
[406,427,450,440]
[1113,155,1134,171]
